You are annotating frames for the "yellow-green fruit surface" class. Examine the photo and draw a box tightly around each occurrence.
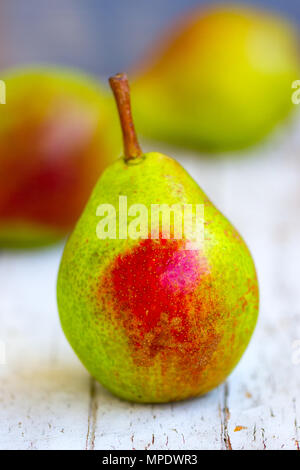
[57,152,259,403]
[132,6,299,152]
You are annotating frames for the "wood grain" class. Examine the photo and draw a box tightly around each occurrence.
[0,115,300,449]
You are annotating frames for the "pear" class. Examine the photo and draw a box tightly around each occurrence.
[0,66,120,248]
[57,73,259,403]
[132,5,299,152]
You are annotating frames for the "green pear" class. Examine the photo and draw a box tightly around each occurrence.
[57,74,259,403]
[0,66,120,248]
[132,5,299,152]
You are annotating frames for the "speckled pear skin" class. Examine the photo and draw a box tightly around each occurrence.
[131,6,299,152]
[0,66,121,248]
[57,152,259,403]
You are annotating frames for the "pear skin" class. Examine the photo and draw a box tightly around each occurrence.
[57,74,259,403]
[0,66,121,248]
[132,5,299,152]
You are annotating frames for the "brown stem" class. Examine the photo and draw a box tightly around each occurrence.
[109,73,143,161]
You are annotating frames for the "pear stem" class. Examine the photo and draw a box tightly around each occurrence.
[109,73,143,161]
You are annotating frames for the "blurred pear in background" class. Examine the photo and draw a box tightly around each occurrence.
[0,67,120,248]
[0,1,299,250]
[131,5,300,152]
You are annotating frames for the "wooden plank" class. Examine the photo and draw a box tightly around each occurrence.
[1,116,300,449]
[0,248,90,450]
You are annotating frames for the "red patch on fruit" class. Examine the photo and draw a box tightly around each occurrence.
[99,237,223,395]
[0,104,102,231]
[112,238,207,343]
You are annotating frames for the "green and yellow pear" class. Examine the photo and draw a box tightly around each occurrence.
[57,74,259,403]
[132,5,299,152]
[0,66,120,248]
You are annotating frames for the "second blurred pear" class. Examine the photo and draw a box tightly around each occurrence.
[132,5,300,152]
[0,66,120,248]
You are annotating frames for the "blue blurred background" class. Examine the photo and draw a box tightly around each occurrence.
[1,0,300,78]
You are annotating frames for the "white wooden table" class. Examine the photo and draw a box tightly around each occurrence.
[1,115,300,450]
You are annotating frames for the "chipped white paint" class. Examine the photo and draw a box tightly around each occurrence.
[0,115,300,450]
